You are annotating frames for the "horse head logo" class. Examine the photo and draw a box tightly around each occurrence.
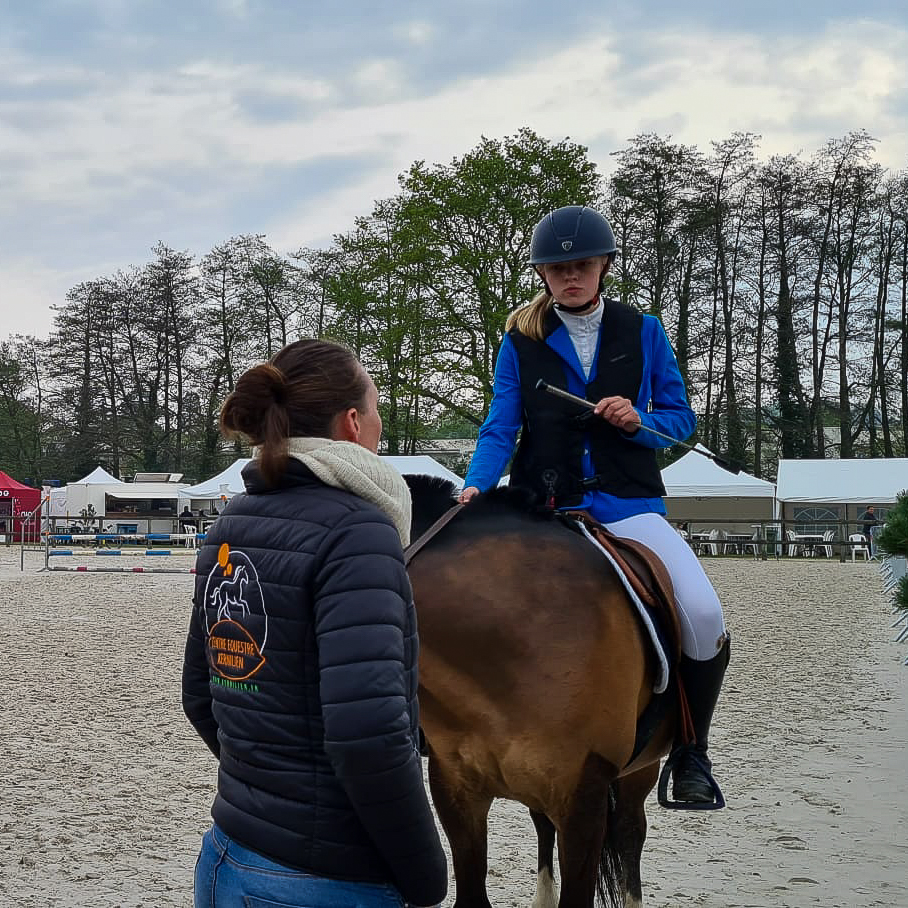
[210,563,250,622]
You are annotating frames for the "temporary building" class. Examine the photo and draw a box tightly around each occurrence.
[660,445,776,531]
[0,471,42,542]
[776,457,908,530]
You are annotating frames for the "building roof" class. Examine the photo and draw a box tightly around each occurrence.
[776,458,908,504]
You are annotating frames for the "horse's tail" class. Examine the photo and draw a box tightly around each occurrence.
[595,784,625,908]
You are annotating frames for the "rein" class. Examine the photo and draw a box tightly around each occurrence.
[404,503,465,566]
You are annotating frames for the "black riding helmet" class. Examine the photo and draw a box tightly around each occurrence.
[529,205,617,265]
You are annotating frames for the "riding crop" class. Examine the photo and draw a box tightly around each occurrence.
[535,379,743,475]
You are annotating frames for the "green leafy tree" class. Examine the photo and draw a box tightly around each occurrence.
[399,128,603,421]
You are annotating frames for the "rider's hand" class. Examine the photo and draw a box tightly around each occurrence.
[592,395,641,433]
[458,486,480,504]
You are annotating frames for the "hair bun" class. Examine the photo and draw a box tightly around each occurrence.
[259,362,287,405]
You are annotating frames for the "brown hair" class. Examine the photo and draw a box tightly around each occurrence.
[220,339,369,486]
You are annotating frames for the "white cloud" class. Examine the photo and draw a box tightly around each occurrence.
[4,15,908,339]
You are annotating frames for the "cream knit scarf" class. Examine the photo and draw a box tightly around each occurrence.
[283,437,412,546]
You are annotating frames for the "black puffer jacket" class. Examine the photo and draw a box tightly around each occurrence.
[182,459,447,906]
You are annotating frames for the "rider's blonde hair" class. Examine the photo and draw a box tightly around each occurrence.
[505,289,554,342]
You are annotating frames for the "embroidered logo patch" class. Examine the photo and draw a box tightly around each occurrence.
[562,240,573,251]
[202,542,268,682]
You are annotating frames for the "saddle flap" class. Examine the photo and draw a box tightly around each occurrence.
[567,511,682,662]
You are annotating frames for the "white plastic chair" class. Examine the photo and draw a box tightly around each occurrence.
[181,523,198,549]
[849,533,870,561]
[707,528,724,556]
[821,529,835,558]
[786,529,802,557]
[746,530,761,558]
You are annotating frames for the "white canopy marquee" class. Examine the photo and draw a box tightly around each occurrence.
[776,458,908,504]
[77,466,122,484]
[661,446,776,498]
[180,458,251,500]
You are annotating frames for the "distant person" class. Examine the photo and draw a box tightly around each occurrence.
[182,338,447,908]
[858,505,878,544]
[178,507,198,529]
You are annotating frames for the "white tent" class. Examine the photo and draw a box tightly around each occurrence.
[776,458,908,504]
[662,445,776,498]
[180,458,251,501]
[382,455,463,488]
[50,465,124,518]
[660,445,776,530]
[76,466,122,484]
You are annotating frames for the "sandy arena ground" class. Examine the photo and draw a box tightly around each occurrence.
[1,547,906,908]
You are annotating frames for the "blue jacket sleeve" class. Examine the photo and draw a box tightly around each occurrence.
[313,513,447,907]
[463,336,523,491]
[629,316,697,449]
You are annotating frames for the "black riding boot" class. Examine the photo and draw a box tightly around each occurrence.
[672,636,731,803]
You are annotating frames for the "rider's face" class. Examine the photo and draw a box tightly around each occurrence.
[538,257,607,308]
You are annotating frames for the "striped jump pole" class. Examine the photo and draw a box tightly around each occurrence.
[49,548,197,556]
[47,565,198,574]
[44,531,203,574]
[49,532,204,543]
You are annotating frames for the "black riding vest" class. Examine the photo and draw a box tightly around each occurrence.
[508,299,666,508]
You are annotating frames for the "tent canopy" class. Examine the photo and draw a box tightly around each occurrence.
[180,458,251,499]
[0,470,41,505]
[661,446,775,498]
[75,466,122,484]
[776,458,908,504]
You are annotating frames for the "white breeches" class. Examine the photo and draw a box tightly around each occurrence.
[604,512,727,661]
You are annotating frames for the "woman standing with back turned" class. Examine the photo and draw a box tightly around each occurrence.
[459,206,730,805]
[182,339,447,907]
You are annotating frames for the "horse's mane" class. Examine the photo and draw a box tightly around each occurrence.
[405,474,570,538]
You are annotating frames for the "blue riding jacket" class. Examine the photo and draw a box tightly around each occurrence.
[463,301,696,523]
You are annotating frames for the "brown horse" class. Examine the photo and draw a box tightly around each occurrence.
[405,476,679,908]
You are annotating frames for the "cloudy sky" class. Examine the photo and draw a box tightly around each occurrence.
[3,0,907,342]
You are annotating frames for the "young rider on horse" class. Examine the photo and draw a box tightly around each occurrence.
[459,205,730,804]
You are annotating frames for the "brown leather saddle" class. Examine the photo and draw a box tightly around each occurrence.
[564,510,683,666]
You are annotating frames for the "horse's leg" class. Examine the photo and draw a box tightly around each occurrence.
[427,755,493,908]
[555,754,620,908]
[611,764,659,908]
[529,810,558,908]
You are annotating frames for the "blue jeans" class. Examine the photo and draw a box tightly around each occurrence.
[194,824,406,908]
